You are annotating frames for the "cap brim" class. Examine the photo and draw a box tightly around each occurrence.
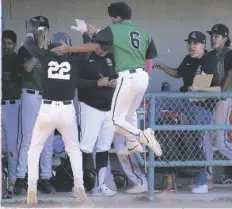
[207,31,212,35]
[184,38,205,44]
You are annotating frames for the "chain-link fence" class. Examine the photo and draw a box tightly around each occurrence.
[136,92,232,200]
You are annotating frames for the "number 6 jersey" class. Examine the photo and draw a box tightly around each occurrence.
[92,20,158,73]
[24,36,81,101]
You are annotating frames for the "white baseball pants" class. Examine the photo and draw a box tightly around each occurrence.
[17,89,54,179]
[204,99,232,162]
[111,68,149,137]
[28,100,83,189]
[2,99,21,181]
[79,102,115,153]
[113,133,147,185]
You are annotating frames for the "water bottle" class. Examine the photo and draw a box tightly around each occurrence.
[161,82,171,91]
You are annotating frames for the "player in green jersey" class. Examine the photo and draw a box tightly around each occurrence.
[52,2,162,157]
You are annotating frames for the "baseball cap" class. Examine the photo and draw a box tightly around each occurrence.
[3,30,17,43]
[34,16,50,29]
[207,24,229,37]
[184,31,206,44]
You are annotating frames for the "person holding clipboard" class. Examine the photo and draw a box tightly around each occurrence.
[153,31,221,194]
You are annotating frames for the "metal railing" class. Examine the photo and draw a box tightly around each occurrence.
[136,92,232,201]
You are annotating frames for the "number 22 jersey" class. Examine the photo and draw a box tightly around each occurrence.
[24,36,80,101]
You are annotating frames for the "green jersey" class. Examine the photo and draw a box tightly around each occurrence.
[18,46,43,91]
[2,53,22,100]
[93,21,157,73]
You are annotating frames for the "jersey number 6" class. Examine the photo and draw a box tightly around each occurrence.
[130,31,140,49]
[48,61,71,80]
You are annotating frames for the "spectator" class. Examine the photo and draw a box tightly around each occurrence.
[2,30,22,194]
[153,31,221,194]
[203,24,232,186]
[15,16,55,195]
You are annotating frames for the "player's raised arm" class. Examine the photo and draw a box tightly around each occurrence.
[51,26,113,54]
[23,18,46,59]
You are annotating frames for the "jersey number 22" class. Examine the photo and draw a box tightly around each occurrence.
[48,61,71,80]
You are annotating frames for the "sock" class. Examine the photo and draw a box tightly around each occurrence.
[98,167,107,187]
[96,151,109,186]
[82,152,88,170]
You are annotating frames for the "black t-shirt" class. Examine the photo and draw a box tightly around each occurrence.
[77,52,117,111]
[224,50,232,72]
[24,36,80,101]
[2,53,22,100]
[177,51,220,92]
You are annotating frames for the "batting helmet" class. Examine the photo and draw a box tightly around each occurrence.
[49,32,72,48]
[112,170,128,191]
[83,168,96,191]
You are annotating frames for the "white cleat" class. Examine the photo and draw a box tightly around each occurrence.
[126,183,148,194]
[27,188,38,204]
[139,128,162,156]
[117,141,143,156]
[92,183,117,197]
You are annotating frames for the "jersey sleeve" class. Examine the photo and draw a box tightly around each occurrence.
[225,50,232,72]
[146,38,158,59]
[23,36,47,59]
[92,26,114,46]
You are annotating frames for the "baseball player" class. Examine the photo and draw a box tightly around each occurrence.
[15,16,55,195]
[52,2,162,157]
[113,133,148,193]
[2,30,22,194]
[23,18,86,204]
[200,24,232,188]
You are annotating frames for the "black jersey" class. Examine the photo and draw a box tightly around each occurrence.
[24,36,79,101]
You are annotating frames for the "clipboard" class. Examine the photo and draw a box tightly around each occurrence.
[189,74,213,102]
[192,74,213,88]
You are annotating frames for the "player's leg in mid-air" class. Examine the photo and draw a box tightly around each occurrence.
[111,70,162,157]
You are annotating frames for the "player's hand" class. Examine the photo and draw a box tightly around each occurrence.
[188,86,200,92]
[51,40,69,55]
[71,19,88,34]
[108,79,117,88]
[153,61,165,70]
[27,18,40,35]
[87,24,99,36]
[43,29,49,50]
[97,77,109,87]
[37,30,45,48]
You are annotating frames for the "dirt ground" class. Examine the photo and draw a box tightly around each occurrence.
[2,196,232,208]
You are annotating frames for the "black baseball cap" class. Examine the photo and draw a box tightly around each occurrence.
[207,24,229,37]
[184,31,206,44]
[34,16,50,29]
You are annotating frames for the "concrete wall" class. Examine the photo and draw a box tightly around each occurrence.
[3,0,232,92]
